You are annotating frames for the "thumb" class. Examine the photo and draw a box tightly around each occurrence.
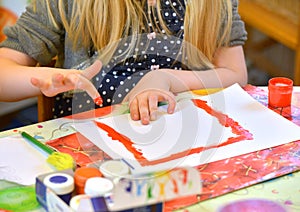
[82,60,102,79]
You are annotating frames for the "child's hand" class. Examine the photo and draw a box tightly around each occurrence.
[128,89,176,125]
[124,70,176,125]
[30,60,103,102]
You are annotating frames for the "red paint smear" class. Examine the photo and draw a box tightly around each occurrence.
[95,99,253,166]
[94,96,103,106]
[192,99,253,145]
[171,178,179,194]
[94,121,148,162]
[181,169,188,184]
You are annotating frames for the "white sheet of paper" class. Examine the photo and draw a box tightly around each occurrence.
[0,134,54,185]
[74,84,300,174]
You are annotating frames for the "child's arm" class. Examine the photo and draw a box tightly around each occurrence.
[0,47,102,102]
[124,45,248,125]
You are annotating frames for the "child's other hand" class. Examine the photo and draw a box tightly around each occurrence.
[124,70,176,125]
[31,60,102,101]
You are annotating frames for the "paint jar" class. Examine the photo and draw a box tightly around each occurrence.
[83,177,114,211]
[43,172,74,204]
[74,167,103,195]
[99,160,130,180]
[84,177,114,197]
[268,77,293,108]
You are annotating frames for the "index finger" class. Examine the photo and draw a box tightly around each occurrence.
[81,60,102,79]
[65,73,102,102]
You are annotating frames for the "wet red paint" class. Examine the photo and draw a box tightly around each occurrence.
[192,99,253,147]
[95,99,253,166]
[94,96,103,106]
[94,121,147,161]
[181,169,188,184]
[171,178,179,194]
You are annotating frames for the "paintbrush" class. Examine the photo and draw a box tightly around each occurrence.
[20,131,76,170]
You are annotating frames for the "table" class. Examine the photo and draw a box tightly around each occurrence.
[1,85,300,212]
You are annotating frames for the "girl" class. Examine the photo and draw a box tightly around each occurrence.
[0,0,247,125]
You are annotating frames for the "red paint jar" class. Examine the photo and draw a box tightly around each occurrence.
[268,77,293,108]
[74,167,103,194]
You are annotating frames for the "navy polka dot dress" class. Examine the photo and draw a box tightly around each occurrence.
[53,0,186,118]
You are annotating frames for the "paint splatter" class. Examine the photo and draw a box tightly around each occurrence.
[284,200,293,206]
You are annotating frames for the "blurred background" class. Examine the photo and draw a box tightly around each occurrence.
[0,0,38,131]
[0,0,298,131]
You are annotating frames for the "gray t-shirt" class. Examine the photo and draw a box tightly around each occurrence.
[0,0,247,118]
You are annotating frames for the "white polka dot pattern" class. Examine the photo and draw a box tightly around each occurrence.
[53,0,186,118]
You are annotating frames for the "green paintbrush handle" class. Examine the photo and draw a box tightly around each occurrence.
[20,131,56,155]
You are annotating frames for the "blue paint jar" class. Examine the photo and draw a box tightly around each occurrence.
[43,173,74,204]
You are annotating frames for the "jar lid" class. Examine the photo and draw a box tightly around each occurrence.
[43,173,74,195]
[99,160,130,178]
[268,77,293,89]
[84,177,114,197]
[74,167,103,185]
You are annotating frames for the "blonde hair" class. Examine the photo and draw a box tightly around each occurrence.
[44,0,232,69]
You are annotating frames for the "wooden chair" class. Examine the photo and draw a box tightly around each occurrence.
[37,59,56,122]
[238,0,300,85]
[37,95,54,122]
